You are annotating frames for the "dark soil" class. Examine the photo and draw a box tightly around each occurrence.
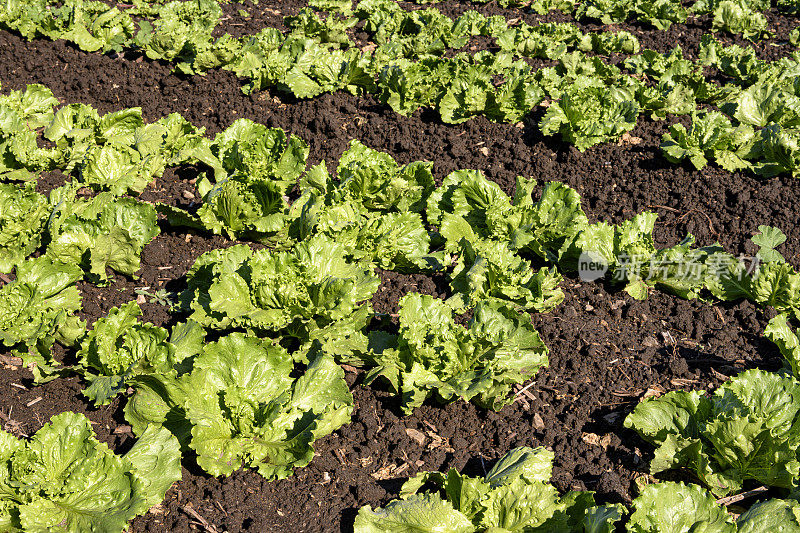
[1,4,799,532]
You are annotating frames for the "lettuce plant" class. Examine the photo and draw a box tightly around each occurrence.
[179,119,309,243]
[711,0,769,40]
[749,125,800,178]
[448,237,565,312]
[0,182,49,273]
[355,447,623,532]
[290,140,436,271]
[365,293,549,413]
[45,189,160,282]
[661,111,754,171]
[540,78,640,151]
[0,412,180,533]
[76,302,204,406]
[134,0,222,71]
[0,83,59,181]
[628,482,800,532]
[182,235,379,360]
[727,82,800,129]
[0,256,84,367]
[125,333,353,479]
[0,0,135,53]
[625,369,800,496]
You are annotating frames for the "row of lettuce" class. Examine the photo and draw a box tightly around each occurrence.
[417,0,799,38]
[3,82,800,529]
[2,0,800,178]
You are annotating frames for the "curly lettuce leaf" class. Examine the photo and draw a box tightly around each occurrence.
[205,119,309,195]
[628,482,800,533]
[0,412,180,533]
[355,494,475,533]
[77,301,178,406]
[0,182,49,273]
[366,293,549,413]
[624,369,800,496]
[711,0,769,40]
[46,190,160,281]
[356,447,622,532]
[0,256,84,366]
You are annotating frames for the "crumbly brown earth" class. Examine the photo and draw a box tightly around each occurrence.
[0,3,797,531]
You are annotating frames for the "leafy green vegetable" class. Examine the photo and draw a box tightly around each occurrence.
[540,77,640,151]
[0,182,49,273]
[448,237,565,312]
[711,0,769,41]
[355,446,623,532]
[290,141,437,271]
[735,498,800,532]
[726,82,800,129]
[752,225,787,263]
[204,118,309,195]
[628,481,800,532]
[749,125,800,178]
[764,313,800,377]
[162,119,308,243]
[76,301,192,406]
[46,189,160,281]
[0,256,84,367]
[0,0,136,53]
[576,0,687,29]
[125,333,353,479]
[624,369,800,496]
[0,411,180,533]
[365,293,549,413]
[182,236,379,360]
[0,83,59,181]
[39,104,206,194]
[661,111,754,171]
[705,250,800,311]
[628,482,735,533]
[134,0,223,74]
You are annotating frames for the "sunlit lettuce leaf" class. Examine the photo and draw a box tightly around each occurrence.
[0,182,49,273]
[205,118,309,196]
[627,482,736,533]
[764,313,800,378]
[365,293,549,413]
[355,447,622,532]
[126,333,353,479]
[735,498,800,533]
[0,84,60,180]
[77,301,179,406]
[0,412,180,533]
[355,494,475,533]
[0,256,84,366]
[625,369,800,496]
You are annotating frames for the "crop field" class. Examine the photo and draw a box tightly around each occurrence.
[1,0,800,531]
